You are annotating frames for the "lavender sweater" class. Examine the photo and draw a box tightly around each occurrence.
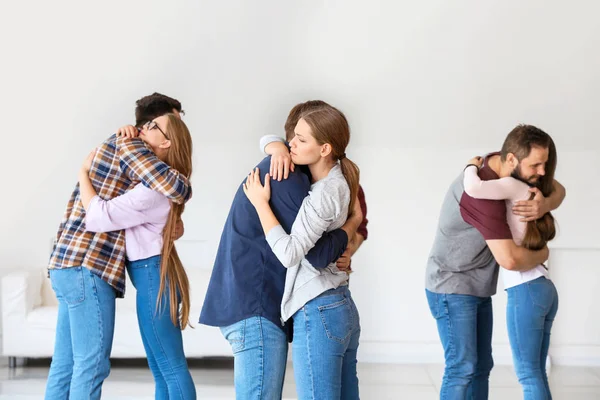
[85,183,170,261]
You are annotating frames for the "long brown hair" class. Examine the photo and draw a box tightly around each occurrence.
[300,105,360,215]
[509,126,558,250]
[285,100,329,141]
[158,114,193,329]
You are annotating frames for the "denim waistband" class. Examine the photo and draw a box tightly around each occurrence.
[127,255,161,268]
[319,284,350,298]
[506,275,551,292]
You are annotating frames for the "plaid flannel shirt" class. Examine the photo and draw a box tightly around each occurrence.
[48,135,191,296]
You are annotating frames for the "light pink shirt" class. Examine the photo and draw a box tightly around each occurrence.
[463,166,549,289]
[84,183,170,261]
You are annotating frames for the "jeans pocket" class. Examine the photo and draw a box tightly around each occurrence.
[527,279,554,313]
[426,290,442,319]
[51,267,85,305]
[221,320,246,354]
[318,298,353,344]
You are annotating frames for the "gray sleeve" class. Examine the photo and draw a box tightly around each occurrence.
[266,187,336,268]
[259,135,286,155]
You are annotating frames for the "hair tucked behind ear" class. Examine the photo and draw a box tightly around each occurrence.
[284,100,329,141]
[300,105,360,214]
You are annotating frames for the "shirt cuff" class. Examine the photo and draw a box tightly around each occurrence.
[260,135,286,155]
[84,195,102,230]
[266,224,287,248]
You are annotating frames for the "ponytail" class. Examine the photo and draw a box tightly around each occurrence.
[340,157,360,216]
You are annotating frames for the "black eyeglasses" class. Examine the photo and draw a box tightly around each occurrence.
[144,120,170,140]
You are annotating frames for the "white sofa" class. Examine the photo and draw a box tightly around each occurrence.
[1,267,231,366]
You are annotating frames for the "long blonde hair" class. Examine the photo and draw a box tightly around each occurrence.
[300,105,360,214]
[158,114,193,329]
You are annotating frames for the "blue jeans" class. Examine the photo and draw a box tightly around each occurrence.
[292,285,361,400]
[127,256,196,400]
[220,316,288,400]
[426,290,494,400]
[45,267,117,400]
[507,277,559,400]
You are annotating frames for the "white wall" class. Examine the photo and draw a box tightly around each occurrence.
[1,0,598,365]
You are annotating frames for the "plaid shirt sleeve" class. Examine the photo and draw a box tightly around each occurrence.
[117,137,192,204]
[356,185,368,240]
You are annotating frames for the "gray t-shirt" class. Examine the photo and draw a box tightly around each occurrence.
[425,154,513,297]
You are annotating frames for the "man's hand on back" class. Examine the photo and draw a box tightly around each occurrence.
[336,249,353,273]
[512,187,549,222]
[336,235,360,273]
[513,179,566,222]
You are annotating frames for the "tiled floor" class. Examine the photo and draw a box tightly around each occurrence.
[0,358,599,399]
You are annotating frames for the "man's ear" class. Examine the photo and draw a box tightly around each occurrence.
[506,153,519,168]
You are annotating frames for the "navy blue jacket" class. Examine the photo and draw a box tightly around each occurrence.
[200,156,348,334]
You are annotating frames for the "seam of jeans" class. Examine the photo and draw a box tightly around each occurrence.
[46,300,74,398]
[430,290,439,319]
[87,271,104,397]
[76,268,85,304]
[135,271,163,388]
[240,318,247,350]
[147,266,185,399]
[441,294,451,399]
[350,297,360,333]
[511,288,526,378]
[479,297,494,377]
[304,307,316,400]
[257,317,264,399]
[443,295,455,363]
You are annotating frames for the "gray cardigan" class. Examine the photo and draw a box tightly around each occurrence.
[261,136,351,321]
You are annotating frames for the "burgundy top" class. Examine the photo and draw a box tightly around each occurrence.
[459,153,512,240]
[357,185,369,240]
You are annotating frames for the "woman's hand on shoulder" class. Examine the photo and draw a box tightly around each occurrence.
[467,156,483,168]
[80,150,96,175]
[243,168,272,207]
[116,125,140,138]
